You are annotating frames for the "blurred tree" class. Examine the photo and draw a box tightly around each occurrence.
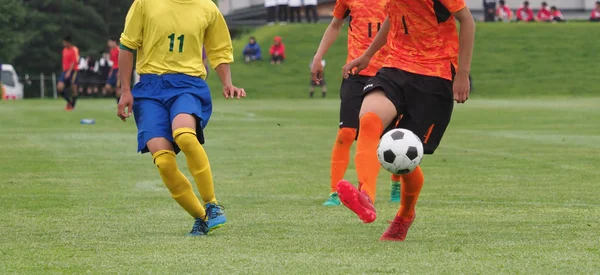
[12,0,107,75]
[0,0,32,64]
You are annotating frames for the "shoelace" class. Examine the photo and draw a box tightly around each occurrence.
[207,204,225,218]
[191,219,205,232]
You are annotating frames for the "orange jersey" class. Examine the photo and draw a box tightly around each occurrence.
[333,0,390,77]
[384,0,466,81]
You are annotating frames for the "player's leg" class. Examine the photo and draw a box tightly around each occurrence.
[337,70,400,223]
[380,71,454,241]
[309,83,315,98]
[134,96,208,236]
[70,72,79,108]
[167,83,224,233]
[321,80,327,98]
[324,77,360,206]
[57,73,72,109]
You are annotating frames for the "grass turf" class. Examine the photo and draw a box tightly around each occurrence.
[1,98,599,273]
[206,23,600,99]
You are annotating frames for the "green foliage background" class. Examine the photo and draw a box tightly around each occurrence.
[0,0,132,75]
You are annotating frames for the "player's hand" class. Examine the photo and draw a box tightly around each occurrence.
[117,90,133,122]
[223,85,246,99]
[65,71,71,79]
[453,72,470,104]
[311,57,324,85]
[342,55,370,79]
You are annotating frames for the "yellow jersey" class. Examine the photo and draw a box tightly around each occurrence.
[120,0,233,79]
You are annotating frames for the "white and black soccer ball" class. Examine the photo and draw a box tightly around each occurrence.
[377,129,424,175]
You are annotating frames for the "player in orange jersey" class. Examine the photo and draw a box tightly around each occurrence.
[311,0,402,207]
[339,0,475,241]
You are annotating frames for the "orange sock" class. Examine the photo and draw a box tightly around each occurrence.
[397,166,424,218]
[330,128,357,193]
[391,174,402,182]
[354,112,383,202]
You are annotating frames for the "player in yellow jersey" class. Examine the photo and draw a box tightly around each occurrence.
[117,0,246,236]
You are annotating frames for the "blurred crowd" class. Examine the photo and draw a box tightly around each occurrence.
[483,0,600,23]
[264,0,320,25]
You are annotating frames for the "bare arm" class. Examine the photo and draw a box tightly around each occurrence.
[214,63,232,87]
[118,49,134,92]
[454,7,475,75]
[362,17,390,58]
[313,17,344,60]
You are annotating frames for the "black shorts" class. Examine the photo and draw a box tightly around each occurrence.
[363,67,454,154]
[339,75,370,129]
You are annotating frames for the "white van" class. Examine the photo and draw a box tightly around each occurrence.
[1,64,24,100]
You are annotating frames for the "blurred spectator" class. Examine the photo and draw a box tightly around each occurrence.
[270,36,286,65]
[483,0,497,22]
[590,1,600,22]
[289,0,303,23]
[265,0,277,25]
[516,1,534,22]
[79,55,100,96]
[536,2,552,22]
[550,6,565,22]
[496,0,513,21]
[277,0,289,24]
[304,0,319,23]
[243,37,262,62]
[98,52,112,96]
[309,59,327,98]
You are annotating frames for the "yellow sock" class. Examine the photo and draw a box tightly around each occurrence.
[153,150,206,218]
[173,128,217,205]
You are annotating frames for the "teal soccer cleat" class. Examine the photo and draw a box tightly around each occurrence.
[323,192,341,206]
[188,218,209,236]
[205,203,227,233]
[390,181,401,203]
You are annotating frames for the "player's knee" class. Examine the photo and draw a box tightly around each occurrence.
[153,150,178,173]
[337,128,357,145]
[173,128,199,152]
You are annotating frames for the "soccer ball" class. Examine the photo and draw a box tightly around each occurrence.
[377,129,424,175]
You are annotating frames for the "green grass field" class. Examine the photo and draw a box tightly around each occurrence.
[2,23,600,273]
[1,98,599,273]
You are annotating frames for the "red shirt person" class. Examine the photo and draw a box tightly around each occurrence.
[496,0,513,21]
[269,36,286,64]
[551,6,565,22]
[310,0,395,206]
[58,35,80,110]
[516,1,534,22]
[590,1,600,22]
[105,38,121,101]
[536,2,552,22]
[340,0,475,241]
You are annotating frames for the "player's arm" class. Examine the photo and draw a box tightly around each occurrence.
[205,6,245,99]
[452,6,476,103]
[117,0,143,121]
[342,17,390,78]
[311,17,344,82]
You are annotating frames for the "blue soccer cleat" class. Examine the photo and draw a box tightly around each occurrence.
[323,192,341,206]
[205,203,227,232]
[188,218,209,236]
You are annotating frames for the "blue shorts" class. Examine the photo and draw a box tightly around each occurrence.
[107,69,119,88]
[132,74,212,154]
[59,71,80,88]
